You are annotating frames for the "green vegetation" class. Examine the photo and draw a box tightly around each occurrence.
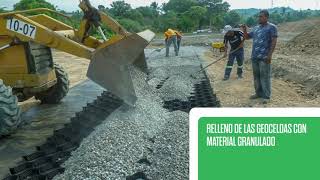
[7,0,320,34]
[238,7,320,26]
[14,0,55,11]
[0,8,6,13]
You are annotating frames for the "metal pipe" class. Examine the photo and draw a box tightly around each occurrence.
[97,26,107,41]
[0,44,10,51]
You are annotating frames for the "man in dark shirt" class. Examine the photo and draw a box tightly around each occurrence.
[223,25,245,80]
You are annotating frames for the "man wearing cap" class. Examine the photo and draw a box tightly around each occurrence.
[242,10,278,104]
[223,25,245,80]
[165,28,179,57]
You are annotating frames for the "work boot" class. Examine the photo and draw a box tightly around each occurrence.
[223,76,229,81]
[250,94,260,99]
[262,99,271,104]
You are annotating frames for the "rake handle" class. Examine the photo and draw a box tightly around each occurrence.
[191,46,243,77]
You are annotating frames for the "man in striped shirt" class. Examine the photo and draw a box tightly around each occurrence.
[223,25,245,81]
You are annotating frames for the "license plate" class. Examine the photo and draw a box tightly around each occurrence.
[6,18,37,39]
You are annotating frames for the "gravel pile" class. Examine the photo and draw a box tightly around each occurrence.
[146,46,206,101]
[145,112,189,179]
[55,46,206,180]
[145,46,205,68]
[150,66,201,101]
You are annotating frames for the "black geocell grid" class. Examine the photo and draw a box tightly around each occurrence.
[126,172,149,180]
[3,69,219,180]
[3,92,122,180]
[163,75,220,112]
[126,71,220,179]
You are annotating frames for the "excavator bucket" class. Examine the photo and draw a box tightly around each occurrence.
[87,30,155,105]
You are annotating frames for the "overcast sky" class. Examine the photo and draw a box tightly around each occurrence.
[1,0,319,11]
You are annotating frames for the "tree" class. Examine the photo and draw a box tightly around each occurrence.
[198,0,230,28]
[126,9,144,24]
[159,11,178,31]
[224,10,241,27]
[163,0,198,13]
[118,18,142,32]
[150,2,158,10]
[109,1,132,17]
[98,5,106,11]
[0,8,5,13]
[13,0,57,18]
[246,16,256,26]
[270,12,284,24]
[14,0,55,11]
[137,6,158,18]
[185,6,207,29]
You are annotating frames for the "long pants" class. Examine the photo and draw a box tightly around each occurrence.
[224,48,244,78]
[166,35,178,57]
[177,38,181,51]
[252,60,272,99]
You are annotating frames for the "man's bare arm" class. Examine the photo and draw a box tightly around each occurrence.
[269,37,277,54]
[240,25,251,40]
[267,37,277,63]
[224,43,228,57]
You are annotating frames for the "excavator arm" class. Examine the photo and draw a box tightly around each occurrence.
[0,13,93,59]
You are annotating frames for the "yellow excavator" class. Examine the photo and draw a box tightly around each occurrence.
[0,0,155,135]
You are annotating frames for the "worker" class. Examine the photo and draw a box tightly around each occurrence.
[175,30,183,52]
[165,28,178,57]
[222,25,245,81]
[242,10,278,104]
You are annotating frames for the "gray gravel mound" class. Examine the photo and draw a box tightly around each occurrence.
[146,46,205,68]
[54,112,149,180]
[146,112,189,179]
[146,46,205,101]
[148,65,202,101]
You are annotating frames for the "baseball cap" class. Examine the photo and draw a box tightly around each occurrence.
[222,25,234,34]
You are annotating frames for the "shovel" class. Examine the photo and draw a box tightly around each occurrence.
[190,46,243,79]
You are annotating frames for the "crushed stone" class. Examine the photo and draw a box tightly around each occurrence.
[54,46,209,180]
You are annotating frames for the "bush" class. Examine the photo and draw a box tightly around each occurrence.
[14,0,55,10]
[14,0,57,17]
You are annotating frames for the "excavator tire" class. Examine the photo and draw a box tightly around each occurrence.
[35,63,69,104]
[0,79,21,136]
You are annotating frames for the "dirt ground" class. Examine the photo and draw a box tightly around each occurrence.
[203,19,320,107]
[203,47,320,107]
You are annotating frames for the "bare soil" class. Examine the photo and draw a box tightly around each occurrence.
[203,25,320,107]
[277,18,320,33]
[203,47,320,107]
